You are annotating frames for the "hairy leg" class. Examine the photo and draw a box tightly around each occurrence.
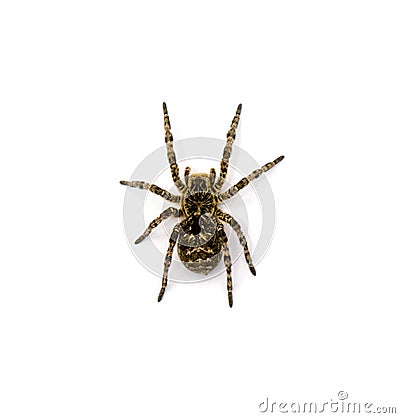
[219,226,234,307]
[214,103,242,191]
[219,155,284,201]
[135,207,182,244]
[184,166,191,185]
[216,209,256,276]
[209,168,216,186]
[119,180,181,203]
[163,102,186,192]
[158,223,181,302]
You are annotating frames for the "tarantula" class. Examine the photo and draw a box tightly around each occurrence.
[120,103,284,307]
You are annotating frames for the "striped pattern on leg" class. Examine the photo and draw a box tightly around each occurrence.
[135,207,182,244]
[158,223,181,302]
[216,209,256,276]
[219,155,284,201]
[120,180,181,203]
[222,234,233,307]
[214,104,242,191]
[163,102,186,192]
[184,166,191,185]
[209,168,216,186]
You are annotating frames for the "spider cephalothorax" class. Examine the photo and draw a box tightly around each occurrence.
[120,103,284,307]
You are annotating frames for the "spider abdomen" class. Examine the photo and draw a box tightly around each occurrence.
[177,238,223,275]
[177,215,224,275]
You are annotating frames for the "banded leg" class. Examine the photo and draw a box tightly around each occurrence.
[158,223,181,302]
[219,155,284,201]
[209,168,216,186]
[184,166,191,185]
[214,104,242,191]
[120,180,181,203]
[221,228,234,307]
[163,102,186,192]
[216,209,256,276]
[135,207,182,244]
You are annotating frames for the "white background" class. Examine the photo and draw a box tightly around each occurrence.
[1,1,399,417]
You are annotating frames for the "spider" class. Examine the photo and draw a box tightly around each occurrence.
[120,103,284,307]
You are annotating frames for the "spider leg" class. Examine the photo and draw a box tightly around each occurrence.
[216,209,256,276]
[209,168,216,186]
[213,104,242,191]
[158,223,181,302]
[135,207,182,244]
[218,155,284,201]
[184,166,191,185]
[219,225,234,307]
[119,180,181,203]
[163,102,186,192]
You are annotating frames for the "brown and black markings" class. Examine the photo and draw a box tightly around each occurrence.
[120,103,284,307]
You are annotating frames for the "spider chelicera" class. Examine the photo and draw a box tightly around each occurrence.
[120,103,284,307]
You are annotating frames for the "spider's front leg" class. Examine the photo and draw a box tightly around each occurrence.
[216,209,256,276]
[163,102,186,193]
[214,103,242,191]
[158,223,181,302]
[135,207,182,244]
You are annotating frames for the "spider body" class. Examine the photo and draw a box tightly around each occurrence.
[120,103,284,307]
[178,174,222,275]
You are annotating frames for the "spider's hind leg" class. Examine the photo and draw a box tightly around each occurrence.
[219,225,234,307]
[158,222,181,303]
[216,209,256,276]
